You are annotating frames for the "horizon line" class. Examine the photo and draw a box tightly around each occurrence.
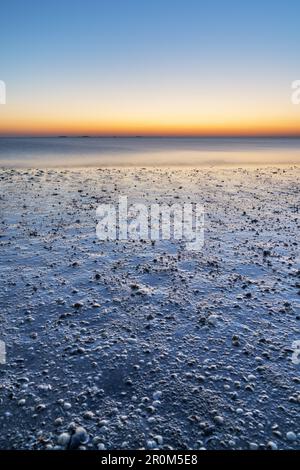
[1,134,300,139]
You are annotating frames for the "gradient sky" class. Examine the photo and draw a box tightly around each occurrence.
[0,0,300,136]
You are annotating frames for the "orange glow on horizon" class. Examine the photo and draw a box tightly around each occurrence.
[1,121,300,137]
[1,78,300,137]
[1,98,300,137]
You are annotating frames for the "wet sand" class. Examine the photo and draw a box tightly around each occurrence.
[0,165,299,450]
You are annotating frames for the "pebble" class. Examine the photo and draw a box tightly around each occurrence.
[72,301,83,309]
[232,335,240,346]
[248,374,256,381]
[57,432,71,447]
[146,439,157,449]
[69,427,89,450]
[207,315,219,326]
[36,404,46,412]
[286,431,297,442]
[214,415,224,425]
[154,435,163,445]
[267,441,278,450]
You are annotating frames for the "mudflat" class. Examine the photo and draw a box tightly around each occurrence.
[0,165,299,450]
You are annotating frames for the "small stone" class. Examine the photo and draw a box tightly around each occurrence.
[147,417,156,424]
[54,417,64,426]
[68,422,77,431]
[57,432,71,447]
[99,419,109,426]
[18,399,26,406]
[249,442,258,450]
[267,441,278,450]
[69,427,89,450]
[146,439,156,449]
[36,403,46,412]
[147,405,156,414]
[207,315,219,326]
[196,375,205,383]
[286,431,297,442]
[153,391,162,400]
[214,415,224,425]
[232,335,240,346]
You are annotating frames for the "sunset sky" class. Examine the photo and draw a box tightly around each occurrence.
[0,0,300,136]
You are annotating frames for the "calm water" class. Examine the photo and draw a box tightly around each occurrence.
[0,137,300,167]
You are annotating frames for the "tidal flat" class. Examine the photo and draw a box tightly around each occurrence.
[0,165,299,450]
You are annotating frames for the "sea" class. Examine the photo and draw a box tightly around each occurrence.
[0,137,300,167]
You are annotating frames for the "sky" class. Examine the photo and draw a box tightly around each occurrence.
[0,0,300,136]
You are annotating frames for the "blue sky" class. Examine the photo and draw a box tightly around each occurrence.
[1,0,300,135]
